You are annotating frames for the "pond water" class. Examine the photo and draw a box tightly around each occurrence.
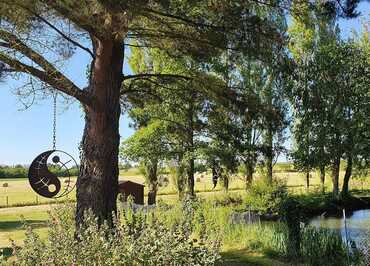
[310,209,370,244]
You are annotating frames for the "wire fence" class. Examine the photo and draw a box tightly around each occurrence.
[0,195,75,208]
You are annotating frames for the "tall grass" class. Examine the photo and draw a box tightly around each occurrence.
[152,197,354,265]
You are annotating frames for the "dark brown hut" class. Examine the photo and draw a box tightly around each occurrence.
[118,180,144,205]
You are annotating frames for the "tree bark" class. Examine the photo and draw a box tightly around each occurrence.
[265,127,273,184]
[186,92,195,197]
[341,154,352,197]
[331,156,341,198]
[245,162,254,189]
[76,38,123,227]
[319,165,325,193]
[147,159,158,205]
[187,157,195,197]
[222,175,229,192]
[305,171,310,190]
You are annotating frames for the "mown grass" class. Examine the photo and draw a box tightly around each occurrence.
[0,205,49,247]
[0,166,369,265]
[1,168,368,208]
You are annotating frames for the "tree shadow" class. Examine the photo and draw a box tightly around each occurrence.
[0,220,46,232]
[0,247,13,259]
[220,249,289,266]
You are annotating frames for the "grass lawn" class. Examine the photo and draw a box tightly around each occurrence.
[0,205,50,248]
[1,168,368,207]
[0,167,368,265]
[221,249,293,266]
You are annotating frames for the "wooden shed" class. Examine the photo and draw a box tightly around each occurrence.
[118,180,144,205]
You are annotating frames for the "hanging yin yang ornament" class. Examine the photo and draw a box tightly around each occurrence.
[28,92,78,198]
[28,150,77,198]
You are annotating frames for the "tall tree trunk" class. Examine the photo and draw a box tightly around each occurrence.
[266,128,273,184]
[76,38,123,227]
[245,161,254,189]
[186,92,195,197]
[319,165,325,193]
[147,159,158,205]
[331,156,341,198]
[265,125,273,184]
[305,170,310,190]
[222,173,229,192]
[187,157,195,197]
[341,154,353,197]
[264,80,273,185]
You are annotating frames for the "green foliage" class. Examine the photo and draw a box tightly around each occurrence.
[121,121,169,163]
[0,165,78,179]
[300,226,349,266]
[244,179,288,214]
[288,5,370,197]
[169,160,187,199]
[11,203,221,266]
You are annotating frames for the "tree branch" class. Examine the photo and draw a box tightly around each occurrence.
[32,12,95,58]
[0,52,91,105]
[123,73,191,81]
[0,31,92,105]
[6,1,95,58]
[41,1,102,37]
[142,8,224,30]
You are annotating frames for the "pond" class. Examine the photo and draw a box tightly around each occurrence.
[310,209,370,244]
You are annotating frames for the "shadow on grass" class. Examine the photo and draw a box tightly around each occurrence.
[0,247,13,259]
[0,220,46,232]
[220,249,289,266]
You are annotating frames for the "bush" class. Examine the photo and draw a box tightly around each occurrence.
[11,202,221,266]
[356,231,370,266]
[212,194,243,207]
[244,179,288,214]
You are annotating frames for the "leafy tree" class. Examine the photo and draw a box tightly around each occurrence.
[121,121,169,204]
[288,1,339,193]
[126,47,213,197]
[336,42,370,197]
[0,0,361,226]
[201,107,239,191]
[289,2,369,197]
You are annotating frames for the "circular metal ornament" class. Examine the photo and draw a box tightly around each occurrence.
[28,150,78,198]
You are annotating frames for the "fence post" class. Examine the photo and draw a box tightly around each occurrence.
[6,196,8,207]
[36,196,38,205]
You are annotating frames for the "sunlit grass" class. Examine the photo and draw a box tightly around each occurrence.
[0,205,50,247]
[1,168,369,208]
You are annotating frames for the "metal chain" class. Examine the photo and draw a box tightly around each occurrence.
[52,91,57,150]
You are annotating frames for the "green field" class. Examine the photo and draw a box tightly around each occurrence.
[0,167,369,265]
[1,167,368,208]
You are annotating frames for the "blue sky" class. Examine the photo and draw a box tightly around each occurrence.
[0,3,369,165]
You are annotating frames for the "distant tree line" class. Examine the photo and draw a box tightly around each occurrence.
[0,165,79,179]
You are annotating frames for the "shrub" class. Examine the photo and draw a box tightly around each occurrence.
[356,231,370,266]
[11,202,221,266]
[212,193,243,207]
[244,179,288,214]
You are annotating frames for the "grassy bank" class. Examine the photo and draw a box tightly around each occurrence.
[1,199,356,265]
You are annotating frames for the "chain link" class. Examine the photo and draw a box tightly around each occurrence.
[52,91,57,150]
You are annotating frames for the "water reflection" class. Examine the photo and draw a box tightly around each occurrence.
[310,209,370,244]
